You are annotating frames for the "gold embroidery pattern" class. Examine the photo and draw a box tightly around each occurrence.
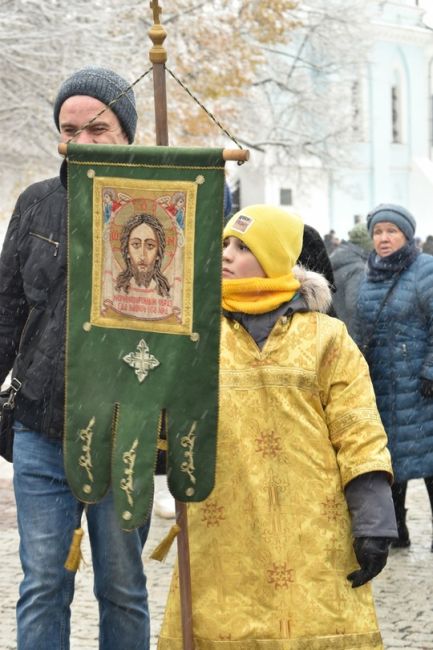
[266,562,294,589]
[71,160,223,171]
[180,422,197,485]
[201,500,226,527]
[334,584,351,612]
[321,496,344,523]
[328,408,382,435]
[279,619,292,638]
[220,367,317,393]
[325,540,346,569]
[78,417,95,482]
[255,430,282,457]
[321,339,340,369]
[120,439,139,507]
[123,339,159,383]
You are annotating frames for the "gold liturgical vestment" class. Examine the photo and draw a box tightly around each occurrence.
[158,311,392,650]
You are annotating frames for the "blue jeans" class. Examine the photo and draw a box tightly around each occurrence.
[13,423,151,650]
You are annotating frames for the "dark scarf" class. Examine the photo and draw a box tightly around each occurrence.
[367,239,419,282]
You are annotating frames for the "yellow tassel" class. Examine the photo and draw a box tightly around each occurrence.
[157,439,168,451]
[150,524,181,562]
[64,527,84,572]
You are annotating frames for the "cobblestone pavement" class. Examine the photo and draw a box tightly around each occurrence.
[1,464,433,649]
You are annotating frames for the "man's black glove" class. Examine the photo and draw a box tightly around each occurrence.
[347,537,390,588]
[420,378,433,398]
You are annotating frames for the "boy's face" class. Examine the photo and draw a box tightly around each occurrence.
[222,236,266,279]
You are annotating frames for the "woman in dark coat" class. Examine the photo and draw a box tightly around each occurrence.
[354,204,433,549]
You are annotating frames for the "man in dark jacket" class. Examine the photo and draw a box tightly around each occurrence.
[330,222,372,337]
[0,68,151,649]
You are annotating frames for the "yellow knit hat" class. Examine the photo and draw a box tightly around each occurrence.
[223,205,304,278]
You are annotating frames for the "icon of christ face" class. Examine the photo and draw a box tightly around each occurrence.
[128,222,159,285]
[115,213,171,298]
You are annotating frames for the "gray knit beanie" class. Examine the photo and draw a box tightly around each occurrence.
[53,67,137,143]
[366,203,416,241]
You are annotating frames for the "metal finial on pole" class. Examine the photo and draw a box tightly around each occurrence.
[148,0,168,145]
[150,0,162,24]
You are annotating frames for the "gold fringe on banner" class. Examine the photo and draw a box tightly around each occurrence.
[64,527,85,572]
[150,523,181,562]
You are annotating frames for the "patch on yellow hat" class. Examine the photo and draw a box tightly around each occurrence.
[230,214,254,234]
[223,204,304,278]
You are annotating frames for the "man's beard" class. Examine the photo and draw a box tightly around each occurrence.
[131,262,156,287]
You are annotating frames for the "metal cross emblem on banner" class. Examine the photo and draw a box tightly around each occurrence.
[123,339,160,383]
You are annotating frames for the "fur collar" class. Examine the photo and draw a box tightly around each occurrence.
[292,265,333,314]
[223,266,333,350]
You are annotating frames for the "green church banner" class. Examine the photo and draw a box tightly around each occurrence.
[63,144,224,530]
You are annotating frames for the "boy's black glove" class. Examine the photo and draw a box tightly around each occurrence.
[420,378,433,398]
[347,537,390,588]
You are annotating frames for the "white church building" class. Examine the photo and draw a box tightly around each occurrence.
[232,0,433,240]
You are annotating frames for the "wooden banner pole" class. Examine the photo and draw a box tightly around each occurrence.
[149,0,169,145]
[148,3,194,649]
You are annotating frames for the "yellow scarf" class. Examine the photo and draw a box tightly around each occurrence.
[222,274,301,314]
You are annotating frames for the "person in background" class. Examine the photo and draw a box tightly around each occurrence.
[223,180,233,221]
[422,234,433,255]
[354,204,433,550]
[298,224,336,316]
[158,204,396,649]
[323,228,339,254]
[0,67,151,649]
[414,236,423,252]
[330,222,373,337]
[299,224,336,288]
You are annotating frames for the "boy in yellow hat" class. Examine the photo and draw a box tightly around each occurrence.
[158,205,397,649]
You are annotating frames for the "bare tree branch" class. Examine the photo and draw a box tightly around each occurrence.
[0,0,374,185]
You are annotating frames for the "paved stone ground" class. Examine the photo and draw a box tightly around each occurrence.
[1,464,433,649]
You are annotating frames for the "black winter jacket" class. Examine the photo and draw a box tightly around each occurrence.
[0,173,67,437]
